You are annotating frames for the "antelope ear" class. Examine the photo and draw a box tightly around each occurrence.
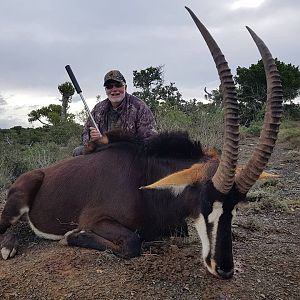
[258,171,280,180]
[235,166,279,180]
[139,163,210,191]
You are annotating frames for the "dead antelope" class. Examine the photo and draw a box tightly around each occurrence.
[0,7,282,279]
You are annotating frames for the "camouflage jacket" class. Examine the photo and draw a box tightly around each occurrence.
[82,93,157,145]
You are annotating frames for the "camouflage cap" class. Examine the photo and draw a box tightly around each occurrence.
[104,70,126,86]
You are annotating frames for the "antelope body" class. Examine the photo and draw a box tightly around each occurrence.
[0,7,282,279]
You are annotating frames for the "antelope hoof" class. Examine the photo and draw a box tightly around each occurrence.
[59,228,81,246]
[0,234,18,260]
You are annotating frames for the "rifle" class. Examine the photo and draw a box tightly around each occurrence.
[65,65,102,137]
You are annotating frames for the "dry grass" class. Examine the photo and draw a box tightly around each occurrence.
[278,125,300,148]
[156,108,224,149]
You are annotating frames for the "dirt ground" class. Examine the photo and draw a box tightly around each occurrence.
[0,136,299,300]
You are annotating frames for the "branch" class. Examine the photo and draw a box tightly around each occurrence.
[36,117,50,126]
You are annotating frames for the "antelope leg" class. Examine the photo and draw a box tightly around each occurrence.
[0,233,18,260]
[60,219,141,258]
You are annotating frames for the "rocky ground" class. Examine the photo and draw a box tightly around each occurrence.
[0,136,299,300]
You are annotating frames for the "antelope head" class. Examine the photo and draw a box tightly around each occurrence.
[143,7,283,279]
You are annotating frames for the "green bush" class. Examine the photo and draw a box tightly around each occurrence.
[155,106,193,132]
[278,122,300,148]
[0,141,76,190]
[0,107,225,190]
[46,122,82,146]
[240,120,263,137]
[283,103,300,121]
[155,105,224,149]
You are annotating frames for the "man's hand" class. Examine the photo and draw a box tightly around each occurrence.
[89,127,101,141]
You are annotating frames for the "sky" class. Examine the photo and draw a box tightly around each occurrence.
[0,0,299,128]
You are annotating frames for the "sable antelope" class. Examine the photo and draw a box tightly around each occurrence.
[0,7,282,279]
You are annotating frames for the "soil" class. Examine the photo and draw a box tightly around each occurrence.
[0,136,299,300]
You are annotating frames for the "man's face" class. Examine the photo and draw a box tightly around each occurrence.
[105,81,127,107]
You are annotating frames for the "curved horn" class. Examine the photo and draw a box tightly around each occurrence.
[235,27,283,194]
[185,7,239,194]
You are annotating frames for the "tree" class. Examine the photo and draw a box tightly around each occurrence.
[156,82,184,108]
[58,81,75,121]
[28,104,76,126]
[235,59,300,125]
[204,86,223,108]
[28,104,62,126]
[133,66,164,111]
[133,66,184,111]
[75,95,101,125]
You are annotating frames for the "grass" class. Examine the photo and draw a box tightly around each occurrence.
[240,120,300,148]
[240,120,263,137]
[239,218,261,231]
[156,107,224,149]
[0,140,77,190]
[246,186,289,212]
[0,107,224,191]
[278,122,300,148]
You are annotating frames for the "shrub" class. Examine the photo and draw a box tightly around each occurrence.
[283,103,300,121]
[45,122,82,146]
[0,141,75,190]
[278,122,300,148]
[240,120,263,137]
[155,105,224,149]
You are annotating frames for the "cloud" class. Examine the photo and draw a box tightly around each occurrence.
[230,0,267,10]
[0,94,7,106]
[0,115,30,129]
[0,0,299,128]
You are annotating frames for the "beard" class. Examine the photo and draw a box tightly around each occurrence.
[107,92,125,106]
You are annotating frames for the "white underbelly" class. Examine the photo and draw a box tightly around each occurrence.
[27,216,64,240]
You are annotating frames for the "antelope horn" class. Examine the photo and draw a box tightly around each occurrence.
[235,27,283,194]
[185,7,239,194]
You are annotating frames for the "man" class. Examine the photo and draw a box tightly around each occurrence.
[73,70,187,236]
[73,70,157,156]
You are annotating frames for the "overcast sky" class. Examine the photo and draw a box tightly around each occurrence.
[0,0,299,128]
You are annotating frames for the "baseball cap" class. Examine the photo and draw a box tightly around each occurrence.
[104,70,126,86]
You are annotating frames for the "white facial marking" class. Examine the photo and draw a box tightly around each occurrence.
[28,217,63,241]
[194,214,210,259]
[11,206,29,224]
[208,202,223,223]
[194,201,223,276]
[208,202,223,260]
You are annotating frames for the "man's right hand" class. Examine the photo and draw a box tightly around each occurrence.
[89,127,101,142]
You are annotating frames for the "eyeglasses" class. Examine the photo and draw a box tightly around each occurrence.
[105,82,124,90]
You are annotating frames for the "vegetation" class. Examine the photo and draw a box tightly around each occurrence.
[28,82,75,126]
[0,141,75,188]
[1,60,299,191]
[208,59,300,126]
[0,122,82,189]
[133,66,224,148]
[236,59,300,126]
[28,104,63,126]
[133,66,184,112]
[278,121,300,148]
[58,81,75,121]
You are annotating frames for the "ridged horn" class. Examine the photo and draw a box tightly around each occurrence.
[235,27,283,194]
[185,7,239,194]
